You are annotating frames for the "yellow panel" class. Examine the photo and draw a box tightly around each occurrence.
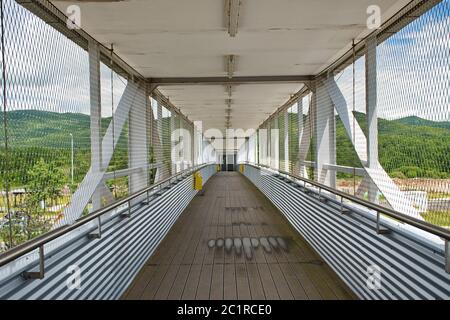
[194,171,203,190]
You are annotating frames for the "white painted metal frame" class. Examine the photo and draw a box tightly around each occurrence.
[322,67,419,218]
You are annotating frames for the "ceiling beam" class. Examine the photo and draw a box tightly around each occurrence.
[148,75,314,86]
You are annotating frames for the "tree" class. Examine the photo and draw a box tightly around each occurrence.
[23,158,66,240]
[26,158,66,209]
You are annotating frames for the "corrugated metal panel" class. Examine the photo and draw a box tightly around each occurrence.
[242,164,449,300]
[0,165,216,300]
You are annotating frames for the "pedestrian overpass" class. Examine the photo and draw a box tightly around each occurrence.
[0,0,449,300]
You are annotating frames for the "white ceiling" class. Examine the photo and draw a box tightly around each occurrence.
[53,0,409,133]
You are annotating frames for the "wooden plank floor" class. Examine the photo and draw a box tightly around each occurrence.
[122,172,357,300]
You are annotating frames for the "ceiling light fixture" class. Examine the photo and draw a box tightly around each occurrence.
[225,0,240,37]
[227,55,235,79]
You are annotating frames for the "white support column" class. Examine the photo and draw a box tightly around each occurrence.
[272,117,279,170]
[186,121,193,168]
[89,41,103,211]
[265,126,269,166]
[129,82,148,195]
[60,81,140,225]
[296,99,307,177]
[258,127,266,166]
[190,123,194,167]
[267,123,271,167]
[284,111,289,172]
[179,115,184,171]
[366,35,379,203]
[193,127,197,166]
[323,77,419,218]
[156,101,164,179]
[150,99,160,181]
[245,137,250,162]
[170,112,177,173]
[315,83,336,188]
[268,124,271,167]
[256,129,259,165]
[194,121,202,165]
[147,89,152,182]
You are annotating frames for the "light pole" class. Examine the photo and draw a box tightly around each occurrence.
[69,133,74,185]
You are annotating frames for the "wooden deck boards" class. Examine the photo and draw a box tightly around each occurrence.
[122,172,356,300]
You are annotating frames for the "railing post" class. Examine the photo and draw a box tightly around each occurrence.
[318,187,327,203]
[88,216,102,239]
[304,182,310,194]
[445,240,450,274]
[340,195,349,214]
[122,200,132,218]
[23,246,45,280]
[376,212,389,234]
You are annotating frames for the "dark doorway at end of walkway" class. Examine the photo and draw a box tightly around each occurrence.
[221,154,237,172]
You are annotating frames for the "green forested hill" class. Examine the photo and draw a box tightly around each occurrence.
[290,111,449,179]
[1,110,105,149]
[336,112,449,178]
[0,110,170,187]
[0,110,125,187]
[0,110,449,188]
[395,116,450,129]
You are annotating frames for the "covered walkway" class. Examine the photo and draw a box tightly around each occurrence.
[0,0,448,301]
[123,172,355,300]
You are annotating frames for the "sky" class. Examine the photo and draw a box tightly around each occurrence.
[0,0,448,122]
[334,0,449,122]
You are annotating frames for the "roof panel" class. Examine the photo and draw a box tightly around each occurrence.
[52,0,410,133]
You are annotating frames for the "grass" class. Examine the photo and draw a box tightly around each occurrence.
[421,210,450,228]
[427,192,450,199]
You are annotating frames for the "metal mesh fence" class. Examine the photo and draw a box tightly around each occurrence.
[276,112,288,170]
[374,0,449,226]
[252,0,449,228]
[0,0,208,252]
[0,0,92,249]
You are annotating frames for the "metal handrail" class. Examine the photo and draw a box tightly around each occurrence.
[244,162,450,241]
[0,163,213,268]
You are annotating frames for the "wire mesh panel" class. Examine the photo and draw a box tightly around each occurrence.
[151,97,171,181]
[252,0,449,229]
[312,1,450,226]
[301,93,314,179]
[171,110,180,173]
[278,111,286,172]
[0,0,92,250]
[258,123,268,166]
[287,104,298,175]
[180,116,193,170]
[269,116,279,169]
[0,0,203,254]
[375,1,450,226]
[101,62,130,205]
[329,55,367,197]
[248,133,257,163]
[150,97,160,183]
[160,105,172,179]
